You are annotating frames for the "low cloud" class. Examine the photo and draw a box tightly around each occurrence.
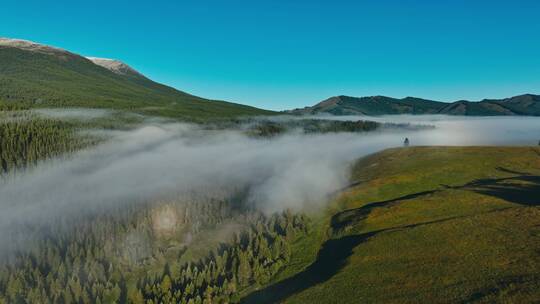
[1,115,540,257]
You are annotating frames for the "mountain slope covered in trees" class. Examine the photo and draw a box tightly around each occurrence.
[292,94,540,116]
[0,38,273,121]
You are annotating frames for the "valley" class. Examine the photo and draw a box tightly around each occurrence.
[0,36,539,304]
[2,105,539,303]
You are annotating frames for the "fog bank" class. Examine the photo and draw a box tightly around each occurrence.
[1,115,540,256]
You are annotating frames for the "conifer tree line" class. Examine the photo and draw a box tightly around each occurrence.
[0,195,310,304]
[0,106,313,303]
[204,118,381,138]
[0,112,97,174]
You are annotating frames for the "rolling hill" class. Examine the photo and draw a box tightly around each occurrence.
[292,94,540,116]
[243,147,540,303]
[0,38,273,120]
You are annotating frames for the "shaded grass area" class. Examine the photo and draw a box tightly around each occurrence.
[237,213,329,299]
[333,166,540,234]
[244,212,513,304]
[287,207,540,304]
[243,147,540,303]
[242,234,366,304]
[445,169,540,207]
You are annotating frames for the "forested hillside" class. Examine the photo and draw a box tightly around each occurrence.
[0,40,273,121]
[0,111,98,174]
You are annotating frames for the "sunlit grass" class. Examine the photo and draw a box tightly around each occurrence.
[248,147,540,303]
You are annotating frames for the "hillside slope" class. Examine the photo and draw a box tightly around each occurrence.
[0,38,273,120]
[292,94,540,116]
[244,147,540,303]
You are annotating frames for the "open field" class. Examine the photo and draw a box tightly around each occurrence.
[244,147,540,303]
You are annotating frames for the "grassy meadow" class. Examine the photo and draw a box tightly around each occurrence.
[243,147,540,303]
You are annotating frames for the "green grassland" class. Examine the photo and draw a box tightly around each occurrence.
[244,147,540,303]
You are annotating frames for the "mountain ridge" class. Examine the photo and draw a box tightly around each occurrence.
[291,94,540,116]
[0,37,71,55]
[0,37,273,120]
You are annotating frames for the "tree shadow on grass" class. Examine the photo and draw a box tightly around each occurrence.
[243,167,540,303]
[444,167,540,206]
[334,167,540,234]
[469,178,540,206]
[241,216,465,304]
[330,190,438,232]
[241,233,368,304]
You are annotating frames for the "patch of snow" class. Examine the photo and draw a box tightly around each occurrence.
[86,56,144,77]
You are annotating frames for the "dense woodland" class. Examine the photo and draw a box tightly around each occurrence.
[206,118,432,138]
[247,119,380,137]
[204,118,382,137]
[0,112,98,174]
[0,107,386,176]
[0,106,401,303]
[0,109,312,303]
[0,196,309,304]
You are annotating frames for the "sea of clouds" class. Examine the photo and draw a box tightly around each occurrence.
[1,114,540,256]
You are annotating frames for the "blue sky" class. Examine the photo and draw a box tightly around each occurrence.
[2,0,539,110]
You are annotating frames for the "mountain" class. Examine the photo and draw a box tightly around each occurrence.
[292,94,540,116]
[0,38,273,120]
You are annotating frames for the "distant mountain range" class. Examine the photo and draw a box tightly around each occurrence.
[2,38,539,119]
[0,38,273,120]
[290,94,540,116]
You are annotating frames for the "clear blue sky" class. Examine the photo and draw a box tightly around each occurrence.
[2,0,539,110]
